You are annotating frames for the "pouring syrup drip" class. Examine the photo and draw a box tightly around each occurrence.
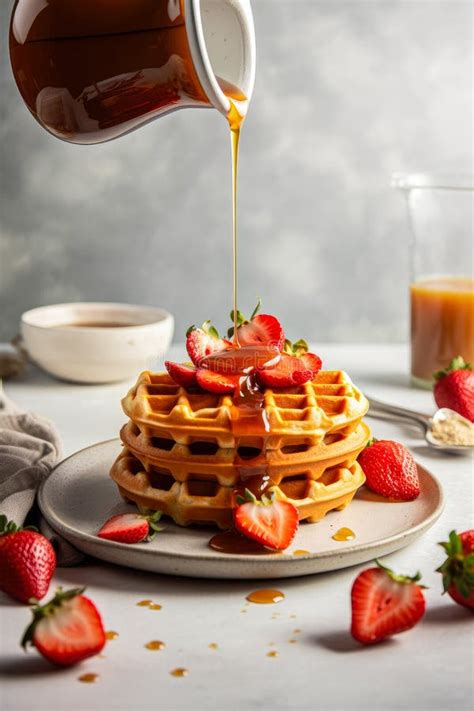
[216,76,248,346]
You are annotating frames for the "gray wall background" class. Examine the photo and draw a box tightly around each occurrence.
[1,0,472,344]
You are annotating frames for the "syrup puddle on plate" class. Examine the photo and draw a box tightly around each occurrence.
[105,630,119,640]
[266,651,279,658]
[209,531,275,555]
[78,673,99,684]
[247,589,285,604]
[145,640,165,651]
[135,599,161,609]
[332,527,356,542]
[293,549,310,556]
[208,643,219,650]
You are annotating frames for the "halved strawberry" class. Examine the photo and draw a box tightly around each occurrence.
[237,314,285,350]
[98,511,163,544]
[196,368,240,394]
[165,361,197,387]
[233,489,299,550]
[299,352,322,374]
[256,353,314,387]
[351,561,426,645]
[186,324,231,366]
[22,587,106,667]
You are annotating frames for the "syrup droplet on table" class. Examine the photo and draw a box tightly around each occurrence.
[332,527,356,541]
[78,673,99,683]
[247,589,285,604]
[208,643,218,650]
[266,651,279,658]
[288,639,297,644]
[170,668,188,678]
[145,640,165,651]
[136,599,152,606]
[105,630,119,640]
[293,549,310,556]
[293,628,301,634]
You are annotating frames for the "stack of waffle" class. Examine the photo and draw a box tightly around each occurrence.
[110,370,370,529]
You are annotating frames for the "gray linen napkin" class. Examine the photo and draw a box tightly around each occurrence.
[0,386,84,565]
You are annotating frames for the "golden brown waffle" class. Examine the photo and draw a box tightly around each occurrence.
[110,447,366,529]
[122,370,369,449]
[119,419,370,488]
[112,369,370,529]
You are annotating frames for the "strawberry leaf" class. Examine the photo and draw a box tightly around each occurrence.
[434,355,472,380]
[375,559,423,585]
[202,320,220,339]
[250,298,262,320]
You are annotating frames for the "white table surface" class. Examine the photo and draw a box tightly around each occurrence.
[1,344,473,711]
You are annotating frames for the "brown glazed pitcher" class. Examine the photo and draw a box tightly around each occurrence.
[9,0,256,144]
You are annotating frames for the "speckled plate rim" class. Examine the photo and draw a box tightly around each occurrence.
[38,439,445,579]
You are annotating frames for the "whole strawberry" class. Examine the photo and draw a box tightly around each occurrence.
[358,439,420,500]
[0,515,56,603]
[437,530,474,610]
[434,356,474,422]
[22,587,106,666]
[351,560,426,644]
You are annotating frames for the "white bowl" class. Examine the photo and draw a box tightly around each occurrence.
[21,303,174,384]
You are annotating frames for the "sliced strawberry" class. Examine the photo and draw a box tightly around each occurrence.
[196,368,240,394]
[237,314,285,350]
[165,361,197,387]
[351,561,426,645]
[186,327,231,366]
[98,511,163,544]
[256,353,313,387]
[22,587,106,667]
[233,490,299,550]
[300,352,322,375]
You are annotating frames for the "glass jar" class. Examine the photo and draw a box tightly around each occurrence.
[393,173,474,388]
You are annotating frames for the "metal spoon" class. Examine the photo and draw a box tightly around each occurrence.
[366,397,474,455]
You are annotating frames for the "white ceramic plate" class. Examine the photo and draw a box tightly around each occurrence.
[39,440,444,579]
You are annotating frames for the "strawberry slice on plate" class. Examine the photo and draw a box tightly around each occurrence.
[196,368,240,394]
[186,325,231,366]
[22,587,106,666]
[165,361,197,387]
[98,511,163,544]
[351,560,426,645]
[233,489,299,550]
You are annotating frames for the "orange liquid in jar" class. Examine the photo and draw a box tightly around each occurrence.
[411,277,474,384]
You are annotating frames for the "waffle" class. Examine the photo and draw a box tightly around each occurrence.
[110,369,370,529]
[111,448,366,529]
[122,370,369,449]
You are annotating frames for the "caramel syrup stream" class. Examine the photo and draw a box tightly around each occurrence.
[216,76,247,346]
